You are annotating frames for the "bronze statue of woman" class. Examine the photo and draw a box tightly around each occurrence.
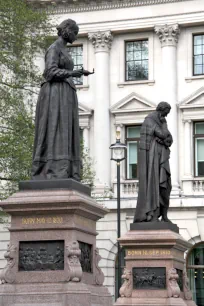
[133,102,173,223]
[31,19,93,181]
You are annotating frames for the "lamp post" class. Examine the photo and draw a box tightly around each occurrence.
[109,129,127,299]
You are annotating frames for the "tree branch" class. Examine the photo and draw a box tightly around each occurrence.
[0,81,39,94]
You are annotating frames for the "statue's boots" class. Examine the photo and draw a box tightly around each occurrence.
[161,206,172,222]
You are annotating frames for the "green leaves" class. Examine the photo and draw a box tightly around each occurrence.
[80,140,95,188]
[0,0,50,199]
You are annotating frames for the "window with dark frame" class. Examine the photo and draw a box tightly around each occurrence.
[125,40,148,81]
[187,242,204,306]
[126,126,141,179]
[193,34,204,76]
[67,45,83,85]
[194,122,204,177]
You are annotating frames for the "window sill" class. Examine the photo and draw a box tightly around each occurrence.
[76,85,89,91]
[185,75,204,83]
[182,177,204,181]
[117,80,155,87]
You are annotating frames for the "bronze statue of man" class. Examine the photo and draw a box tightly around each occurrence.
[133,102,173,223]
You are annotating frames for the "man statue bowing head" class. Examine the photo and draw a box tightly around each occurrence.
[133,101,173,223]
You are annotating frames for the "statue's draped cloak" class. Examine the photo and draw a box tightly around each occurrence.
[134,112,172,222]
[31,39,81,180]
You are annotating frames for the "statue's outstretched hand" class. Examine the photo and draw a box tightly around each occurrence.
[71,70,84,78]
[80,66,95,76]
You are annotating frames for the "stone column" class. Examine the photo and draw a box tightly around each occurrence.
[155,24,180,196]
[88,31,113,192]
[183,119,192,178]
[83,126,90,150]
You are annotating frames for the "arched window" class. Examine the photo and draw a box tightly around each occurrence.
[187,242,204,306]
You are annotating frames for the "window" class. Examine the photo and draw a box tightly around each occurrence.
[126,126,141,179]
[187,242,204,306]
[67,45,83,85]
[194,122,204,176]
[125,40,148,81]
[193,34,204,76]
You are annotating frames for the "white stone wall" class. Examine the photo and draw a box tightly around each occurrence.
[1,0,204,300]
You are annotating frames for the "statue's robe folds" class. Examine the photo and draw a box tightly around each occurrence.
[133,112,172,222]
[31,39,81,180]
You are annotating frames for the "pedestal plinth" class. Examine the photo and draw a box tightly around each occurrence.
[0,179,112,306]
[114,224,197,306]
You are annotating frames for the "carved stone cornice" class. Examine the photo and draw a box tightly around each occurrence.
[88,31,113,53]
[29,0,192,14]
[155,24,180,47]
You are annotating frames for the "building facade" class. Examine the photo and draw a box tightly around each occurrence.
[1,0,204,304]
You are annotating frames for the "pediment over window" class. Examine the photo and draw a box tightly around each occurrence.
[78,102,93,128]
[179,86,204,109]
[78,102,93,116]
[110,92,156,114]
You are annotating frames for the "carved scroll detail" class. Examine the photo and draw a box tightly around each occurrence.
[88,31,113,52]
[0,244,17,284]
[94,248,104,285]
[155,24,180,47]
[183,266,193,300]
[119,268,132,298]
[167,268,180,298]
[66,241,82,282]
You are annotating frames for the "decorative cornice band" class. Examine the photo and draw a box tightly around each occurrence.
[33,0,193,15]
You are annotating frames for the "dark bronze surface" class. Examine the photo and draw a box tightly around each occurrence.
[31,19,94,181]
[78,241,92,273]
[133,267,166,290]
[133,102,173,223]
[19,179,91,196]
[19,241,64,271]
[130,221,179,233]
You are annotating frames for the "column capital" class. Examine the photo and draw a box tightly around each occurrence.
[88,31,113,53]
[114,123,124,128]
[182,119,192,124]
[155,24,180,47]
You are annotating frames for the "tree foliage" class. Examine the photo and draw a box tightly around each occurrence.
[0,0,50,198]
[0,1,95,199]
[80,140,95,188]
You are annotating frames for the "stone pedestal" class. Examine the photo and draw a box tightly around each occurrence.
[0,179,112,306]
[114,224,197,306]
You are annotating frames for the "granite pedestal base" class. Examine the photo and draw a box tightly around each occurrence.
[0,179,112,306]
[0,282,111,306]
[114,227,197,306]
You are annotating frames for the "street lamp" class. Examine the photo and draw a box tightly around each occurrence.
[109,128,127,299]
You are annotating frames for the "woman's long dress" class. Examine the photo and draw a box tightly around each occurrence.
[31,39,81,180]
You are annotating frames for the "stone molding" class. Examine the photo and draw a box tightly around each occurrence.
[0,244,17,284]
[179,85,204,109]
[119,268,132,298]
[31,0,193,14]
[155,24,180,47]
[183,266,193,300]
[88,31,113,53]
[167,268,181,298]
[66,241,83,282]
[94,248,105,285]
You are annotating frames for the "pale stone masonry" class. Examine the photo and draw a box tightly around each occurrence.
[1,0,204,300]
